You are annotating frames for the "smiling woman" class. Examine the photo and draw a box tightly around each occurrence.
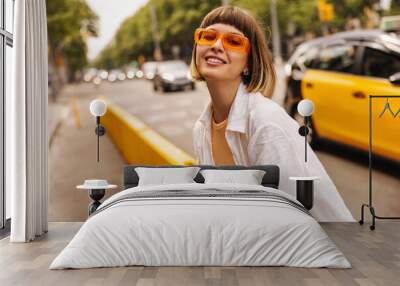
[190,6,354,222]
[190,6,275,100]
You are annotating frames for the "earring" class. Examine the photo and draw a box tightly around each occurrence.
[243,68,249,76]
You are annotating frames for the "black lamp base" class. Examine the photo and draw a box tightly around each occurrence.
[296,180,314,210]
[88,189,105,215]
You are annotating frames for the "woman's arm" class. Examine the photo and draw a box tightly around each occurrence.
[248,122,354,222]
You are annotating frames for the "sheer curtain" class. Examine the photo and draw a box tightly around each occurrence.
[7,0,48,242]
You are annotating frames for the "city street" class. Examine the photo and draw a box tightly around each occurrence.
[49,78,400,221]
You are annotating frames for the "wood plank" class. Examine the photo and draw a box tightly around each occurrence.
[0,222,399,286]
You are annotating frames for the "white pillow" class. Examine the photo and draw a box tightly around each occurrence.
[135,167,201,186]
[200,169,266,185]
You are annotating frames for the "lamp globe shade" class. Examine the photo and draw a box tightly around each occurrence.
[297,99,314,117]
[90,99,107,117]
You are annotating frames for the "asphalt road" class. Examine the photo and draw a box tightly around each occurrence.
[57,78,400,222]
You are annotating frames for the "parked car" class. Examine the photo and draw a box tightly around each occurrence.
[135,69,144,78]
[153,60,195,92]
[97,69,109,80]
[107,69,125,82]
[126,67,138,79]
[142,61,158,80]
[83,68,98,82]
[284,29,400,162]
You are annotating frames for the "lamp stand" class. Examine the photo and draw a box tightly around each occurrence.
[298,116,310,162]
[95,116,106,162]
[305,116,309,162]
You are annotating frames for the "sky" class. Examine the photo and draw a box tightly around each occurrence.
[86,0,148,61]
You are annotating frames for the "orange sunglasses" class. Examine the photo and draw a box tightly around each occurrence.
[194,28,250,54]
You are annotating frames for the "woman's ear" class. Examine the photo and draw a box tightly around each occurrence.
[241,65,251,84]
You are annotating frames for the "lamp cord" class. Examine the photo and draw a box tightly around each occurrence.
[305,116,308,162]
[97,126,99,162]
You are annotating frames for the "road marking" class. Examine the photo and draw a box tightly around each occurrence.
[70,96,81,128]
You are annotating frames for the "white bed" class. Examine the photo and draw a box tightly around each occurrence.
[50,182,351,269]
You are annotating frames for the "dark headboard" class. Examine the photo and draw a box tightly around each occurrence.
[123,165,280,189]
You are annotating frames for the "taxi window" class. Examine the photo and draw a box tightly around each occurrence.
[302,48,319,68]
[314,45,357,74]
[292,47,319,71]
[361,47,400,79]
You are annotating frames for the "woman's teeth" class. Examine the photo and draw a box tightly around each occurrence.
[206,57,224,64]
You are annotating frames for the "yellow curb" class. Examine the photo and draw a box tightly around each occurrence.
[99,97,197,166]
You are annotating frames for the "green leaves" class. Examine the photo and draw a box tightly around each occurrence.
[94,0,220,69]
[47,0,98,77]
[93,0,400,69]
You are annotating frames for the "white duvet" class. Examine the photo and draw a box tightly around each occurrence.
[50,183,351,269]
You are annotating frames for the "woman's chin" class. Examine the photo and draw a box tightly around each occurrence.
[200,69,232,81]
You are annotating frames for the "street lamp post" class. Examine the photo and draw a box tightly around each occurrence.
[150,4,162,61]
[270,0,282,64]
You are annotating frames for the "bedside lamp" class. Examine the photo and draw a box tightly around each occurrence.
[297,99,314,162]
[289,99,318,211]
[90,99,107,162]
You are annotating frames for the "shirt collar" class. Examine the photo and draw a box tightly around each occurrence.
[198,81,249,134]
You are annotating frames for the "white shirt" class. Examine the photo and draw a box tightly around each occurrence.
[192,82,354,222]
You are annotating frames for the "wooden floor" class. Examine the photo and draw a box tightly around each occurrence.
[0,222,399,286]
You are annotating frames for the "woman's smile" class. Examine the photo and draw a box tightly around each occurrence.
[205,55,227,67]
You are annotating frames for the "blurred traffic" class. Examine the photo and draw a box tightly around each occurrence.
[83,66,145,86]
[81,59,196,93]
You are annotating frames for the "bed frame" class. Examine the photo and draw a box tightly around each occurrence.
[123,165,280,189]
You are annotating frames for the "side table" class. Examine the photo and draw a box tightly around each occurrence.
[289,176,319,210]
[77,182,117,215]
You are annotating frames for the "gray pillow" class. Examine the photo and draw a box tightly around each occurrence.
[200,169,266,185]
[135,167,201,186]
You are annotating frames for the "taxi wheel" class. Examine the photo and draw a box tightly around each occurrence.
[293,107,319,150]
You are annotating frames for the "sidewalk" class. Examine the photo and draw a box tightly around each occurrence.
[48,85,125,222]
[48,101,69,146]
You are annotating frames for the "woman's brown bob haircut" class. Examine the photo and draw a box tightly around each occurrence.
[190,6,276,98]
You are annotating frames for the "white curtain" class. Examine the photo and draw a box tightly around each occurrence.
[7,0,48,242]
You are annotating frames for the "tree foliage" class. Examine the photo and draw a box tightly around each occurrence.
[47,0,98,78]
[93,0,397,69]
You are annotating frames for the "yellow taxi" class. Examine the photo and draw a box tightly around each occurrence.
[284,30,400,162]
